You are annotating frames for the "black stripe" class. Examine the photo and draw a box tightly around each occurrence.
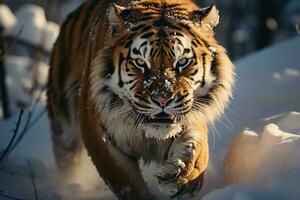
[175,38,183,45]
[192,41,198,47]
[131,24,146,32]
[125,80,134,84]
[143,47,148,57]
[101,57,114,78]
[124,40,133,48]
[108,93,123,110]
[183,48,191,54]
[141,32,155,39]
[150,48,155,57]
[178,22,191,31]
[168,51,175,59]
[196,94,212,105]
[210,53,218,77]
[201,53,206,87]
[190,69,198,76]
[135,94,149,104]
[129,81,139,90]
[96,85,110,96]
[140,41,148,48]
[133,48,141,55]
[134,101,152,109]
[118,53,125,87]
[195,80,202,85]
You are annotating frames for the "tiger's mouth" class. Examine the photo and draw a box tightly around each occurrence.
[145,112,177,125]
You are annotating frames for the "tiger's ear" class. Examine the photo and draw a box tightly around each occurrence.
[108,4,141,27]
[189,5,220,30]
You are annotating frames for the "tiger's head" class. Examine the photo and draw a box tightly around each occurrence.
[91,1,235,140]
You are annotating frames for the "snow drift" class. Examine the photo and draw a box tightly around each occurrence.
[4,4,59,52]
[204,112,300,200]
[0,4,16,32]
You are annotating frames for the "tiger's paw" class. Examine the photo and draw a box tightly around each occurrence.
[156,140,205,198]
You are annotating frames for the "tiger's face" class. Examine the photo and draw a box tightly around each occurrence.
[92,2,234,139]
[113,25,216,126]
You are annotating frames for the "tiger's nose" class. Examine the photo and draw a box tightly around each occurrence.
[151,96,174,108]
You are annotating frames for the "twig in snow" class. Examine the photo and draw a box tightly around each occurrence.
[0,109,24,164]
[27,160,39,200]
[8,88,46,154]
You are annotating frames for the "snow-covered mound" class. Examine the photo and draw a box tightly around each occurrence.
[213,36,300,147]
[203,112,300,200]
[7,4,59,52]
[0,4,16,32]
[42,21,60,52]
[4,55,48,113]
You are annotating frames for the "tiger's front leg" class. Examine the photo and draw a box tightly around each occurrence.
[156,128,209,198]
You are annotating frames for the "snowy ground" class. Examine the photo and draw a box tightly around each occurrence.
[0,15,299,200]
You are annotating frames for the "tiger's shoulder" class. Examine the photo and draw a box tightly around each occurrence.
[47,1,112,120]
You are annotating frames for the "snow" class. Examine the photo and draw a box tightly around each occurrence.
[212,36,300,147]
[3,55,48,113]
[42,21,60,52]
[0,4,16,33]
[8,4,47,47]
[203,112,300,200]
[6,4,59,52]
[0,108,114,200]
[200,36,300,199]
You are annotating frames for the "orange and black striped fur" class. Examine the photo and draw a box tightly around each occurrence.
[47,0,235,199]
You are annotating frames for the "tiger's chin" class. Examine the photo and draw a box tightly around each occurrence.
[141,123,183,140]
[139,112,186,139]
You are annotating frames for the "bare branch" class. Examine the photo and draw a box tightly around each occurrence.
[0,109,24,164]
[3,35,50,57]
[0,27,23,61]
[27,160,39,200]
[8,88,46,154]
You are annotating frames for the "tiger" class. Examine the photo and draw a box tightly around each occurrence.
[47,0,235,199]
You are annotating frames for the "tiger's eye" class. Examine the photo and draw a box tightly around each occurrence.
[136,58,146,66]
[178,58,188,65]
[177,57,191,69]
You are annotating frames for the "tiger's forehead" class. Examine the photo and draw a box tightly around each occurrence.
[129,27,194,61]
